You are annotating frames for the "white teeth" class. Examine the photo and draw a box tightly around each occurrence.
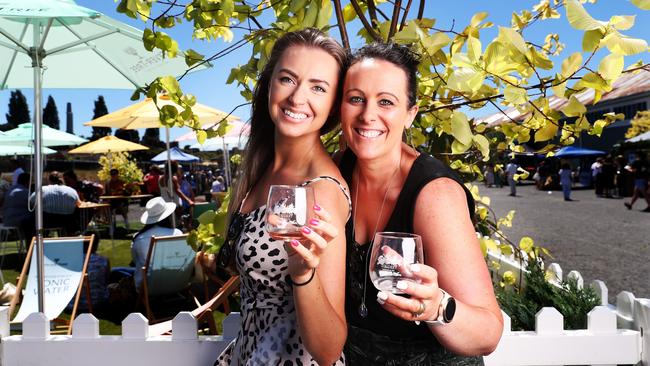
[283,109,307,119]
[357,129,383,138]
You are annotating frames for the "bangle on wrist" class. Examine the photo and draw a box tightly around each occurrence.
[287,268,316,287]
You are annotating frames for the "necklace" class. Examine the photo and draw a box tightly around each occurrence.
[353,153,402,318]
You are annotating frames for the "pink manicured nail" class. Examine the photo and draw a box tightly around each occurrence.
[291,240,299,247]
[301,226,312,234]
[313,204,321,211]
[309,218,319,226]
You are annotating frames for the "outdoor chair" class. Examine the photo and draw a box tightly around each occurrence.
[148,274,240,336]
[190,201,218,229]
[137,234,196,323]
[9,235,94,335]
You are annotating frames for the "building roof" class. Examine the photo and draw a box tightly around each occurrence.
[476,68,650,127]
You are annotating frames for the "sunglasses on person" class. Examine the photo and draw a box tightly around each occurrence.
[217,212,244,275]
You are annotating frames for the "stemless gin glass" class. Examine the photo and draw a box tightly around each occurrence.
[369,232,423,294]
[265,185,315,243]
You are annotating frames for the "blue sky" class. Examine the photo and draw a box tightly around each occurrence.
[0,0,648,142]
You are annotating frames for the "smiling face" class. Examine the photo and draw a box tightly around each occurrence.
[341,58,418,161]
[268,45,341,139]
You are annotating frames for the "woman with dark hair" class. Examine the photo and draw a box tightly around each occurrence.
[216,28,350,365]
[339,43,503,365]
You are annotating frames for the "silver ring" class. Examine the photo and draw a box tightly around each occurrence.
[412,300,426,319]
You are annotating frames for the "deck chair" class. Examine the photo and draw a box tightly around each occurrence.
[148,274,240,336]
[8,235,93,335]
[138,234,196,323]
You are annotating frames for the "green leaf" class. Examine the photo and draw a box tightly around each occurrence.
[565,0,606,31]
[504,85,528,105]
[447,68,485,94]
[609,15,635,31]
[198,210,216,225]
[498,26,527,54]
[598,53,623,82]
[303,3,318,27]
[575,72,610,92]
[582,29,604,52]
[159,105,179,125]
[184,49,205,67]
[631,0,650,10]
[422,32,451,56]
[560,52,582,78]
[159,75,180,96]
[451,112,473,146]
[142,28,155,51]
[535,120,558,142]
[519,237,534,253]
[451,139,471,154]
[602,32,648,56]
[316,0,333,29]
[467,36,482,63]
[562,95,586,117]
[342,3,357,22]
[473,134,490,161]
[197,129,208,144]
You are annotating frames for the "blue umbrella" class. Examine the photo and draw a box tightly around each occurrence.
[554,146,607,158]
[151,146,200,163]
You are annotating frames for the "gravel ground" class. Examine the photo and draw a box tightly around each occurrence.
[485,182,650,302]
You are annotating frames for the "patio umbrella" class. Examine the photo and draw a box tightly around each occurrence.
[0,0,207,313]
[84,95,235,208]
[151,146,200,163]
[0,144,56,156]
[0,123,87,146]
[554,146,607,158]
[68,135,148,154]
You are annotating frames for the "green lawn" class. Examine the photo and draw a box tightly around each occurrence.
[1,222,229,336]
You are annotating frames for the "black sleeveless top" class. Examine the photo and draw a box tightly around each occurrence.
[340,150,476,342]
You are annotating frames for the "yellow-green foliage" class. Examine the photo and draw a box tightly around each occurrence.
[97,151,143,184]
[118,0,647,271]
[626,110,650,138]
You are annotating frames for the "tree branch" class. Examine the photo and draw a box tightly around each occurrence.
[332,0,350,49]
[349,0,382,42]
[388,0,402,39]
[417,0,425,20]
[399,0,414,31]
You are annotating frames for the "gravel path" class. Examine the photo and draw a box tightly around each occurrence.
[485,183,650,302]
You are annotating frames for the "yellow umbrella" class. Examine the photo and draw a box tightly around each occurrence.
[83,95,238,227]
[69,135,149,154]
[84,95,238,130]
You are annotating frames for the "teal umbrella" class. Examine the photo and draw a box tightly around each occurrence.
[0,144,56,156]
[0,123,87,146]
[0,0,209,313]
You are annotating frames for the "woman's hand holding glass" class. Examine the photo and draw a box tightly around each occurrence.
[265,185,339,281]
[371,232,443,323]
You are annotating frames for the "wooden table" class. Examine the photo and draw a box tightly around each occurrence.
[99,194,153,202]
[77,202,111,234]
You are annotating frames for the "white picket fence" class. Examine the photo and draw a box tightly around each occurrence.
[484,249,650,365]
[0,253,647,365]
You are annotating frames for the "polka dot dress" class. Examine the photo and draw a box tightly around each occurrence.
[216,206,346,366]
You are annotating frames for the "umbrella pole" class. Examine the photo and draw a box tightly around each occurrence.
[166,127,175,228]
[222,137,231,188]
[32,20,45,313]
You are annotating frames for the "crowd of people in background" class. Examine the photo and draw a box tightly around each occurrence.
[483,152,650,211]
[0,158,230,238]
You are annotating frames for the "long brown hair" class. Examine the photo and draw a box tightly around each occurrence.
[227,28,347,219]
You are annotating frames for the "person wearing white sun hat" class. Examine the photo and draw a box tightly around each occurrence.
[131,197,183,290]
